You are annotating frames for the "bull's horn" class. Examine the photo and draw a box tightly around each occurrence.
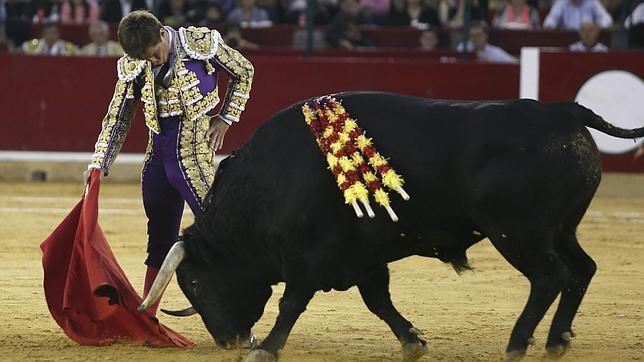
[138,241,186,312]
[161,306,197,317]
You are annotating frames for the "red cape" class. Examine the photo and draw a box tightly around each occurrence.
[40,169,193,347]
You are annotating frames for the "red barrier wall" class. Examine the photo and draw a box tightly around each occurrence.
[0,53,518,155]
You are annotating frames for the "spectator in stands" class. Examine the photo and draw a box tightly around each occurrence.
[624,0,644,48]
[0,0,6,49]
[199,3,225,26]
[439,0,485,28]
[100,0,148,23]
[223,23,260,48]
[4,0,31,46]
[227,0,273,27]
[256,0,283,23]
[283,0,339,25]
[80,20,123,55]
[390,0,441,29]
[22,20,78,54]
[419,27,439,49]
[156,0,193,27]
[569,20,609,50]
[543,0,612,30]
[60,0,99,24]
[457,21,518,62]
[493,0,541,29]
[331,20,374,48]
[361,0,391,24]
[325,0,374,47]
[0,0,7,52]
[31,0,63,23]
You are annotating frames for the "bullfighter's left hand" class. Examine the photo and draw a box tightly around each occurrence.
[207,115,230,152]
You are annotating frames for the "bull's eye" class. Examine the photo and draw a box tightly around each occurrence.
[191,279,198,288]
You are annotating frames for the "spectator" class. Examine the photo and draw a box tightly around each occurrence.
[569,21,609,50]
[80,20,123,55]
[60,0,99,24]
[227,0,273,27]
[282,0,338,25]
[22,20,78,55]
[100,0,148,23]
[390,0,440,29]
[4,0,31,46]
[156,0,189,27]
[493,0,541,29]
[325,0,373,47]
[419,27,439,49]
[31,0,62,23]
[624,1,644,48]
[255,0,283,23]
[361,0,391,24]
[439,0,485,28]
[223,23,259,48]
[199,2,224,26]
[457,21,518,63]
[543,0,612,30]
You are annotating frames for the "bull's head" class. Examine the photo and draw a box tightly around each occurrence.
[138,241,272,348]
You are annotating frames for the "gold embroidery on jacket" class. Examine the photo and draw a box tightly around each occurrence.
[90,80,136,173]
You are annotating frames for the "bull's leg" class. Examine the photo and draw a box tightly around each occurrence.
[358,266,427,361]
[489,232,570,361]
[546,229,596,358]
[244,286,315,362]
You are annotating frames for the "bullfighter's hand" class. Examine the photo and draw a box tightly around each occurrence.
[207,115,230,152]
[82,168,103,185]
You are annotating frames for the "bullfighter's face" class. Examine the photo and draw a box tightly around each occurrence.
[175,259,272,348]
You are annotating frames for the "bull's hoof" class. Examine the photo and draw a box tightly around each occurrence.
[402,340,428,362]
[242,349,276,362]
[506,348,526,362]
[546,342,571,360]
[546,331,573,359]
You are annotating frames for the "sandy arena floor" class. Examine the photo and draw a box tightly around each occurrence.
[0,181,642,362]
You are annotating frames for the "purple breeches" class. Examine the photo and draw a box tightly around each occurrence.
[142,117,203,268]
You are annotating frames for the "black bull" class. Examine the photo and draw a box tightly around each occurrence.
[140,92,644,361]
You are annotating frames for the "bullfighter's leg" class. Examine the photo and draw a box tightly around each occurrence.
[489,230,570,361]
[141,149,185,313]
[245,286,315,362]
[358,266,427,361]
[546,227,596,358]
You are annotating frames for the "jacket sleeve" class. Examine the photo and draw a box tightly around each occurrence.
[88,77,141,175]
[210,34,254,124]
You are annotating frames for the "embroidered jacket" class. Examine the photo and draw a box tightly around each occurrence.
[89,26,254,173]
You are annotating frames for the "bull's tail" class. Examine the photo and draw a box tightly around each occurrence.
[580,105,644,139]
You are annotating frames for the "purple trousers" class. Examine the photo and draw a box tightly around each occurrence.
[141,60,218,268]
[142,117,203,268]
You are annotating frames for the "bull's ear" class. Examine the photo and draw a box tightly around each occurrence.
[161,306,197,317]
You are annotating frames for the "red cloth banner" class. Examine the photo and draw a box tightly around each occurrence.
[40,169,193,347]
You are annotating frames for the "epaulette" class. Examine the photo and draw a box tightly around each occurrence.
[117,55,147,82]
[178,26,220,60]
